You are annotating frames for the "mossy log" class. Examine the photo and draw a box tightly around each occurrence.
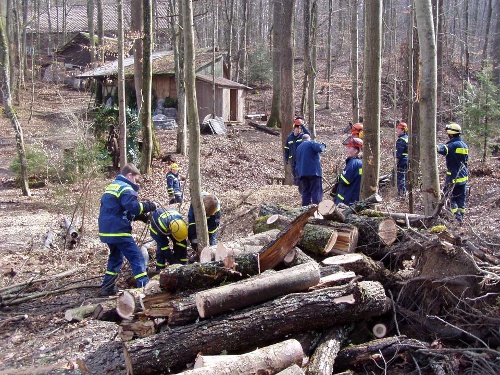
[343,215,397,257]
[123,281,390,374]
[159,253,260,293]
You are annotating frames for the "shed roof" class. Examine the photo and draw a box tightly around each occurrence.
[197,74,251,90]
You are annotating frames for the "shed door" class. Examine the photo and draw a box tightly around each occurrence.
[230,89,237,121]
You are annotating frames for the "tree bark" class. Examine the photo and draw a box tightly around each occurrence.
[317,200,345,222]
[131,0,143,114]
[159,253,260,293]
[117,0,127,167]
[123,281,390,374]
[140,0,153,174]
[181,339,304,374]
[344,215,398,250]
[321,253,387,282]
[305,325,352,375]
[195,262,320,318]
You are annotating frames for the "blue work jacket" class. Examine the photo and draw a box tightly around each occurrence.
[437,136,469,185]
[334,157,363,205]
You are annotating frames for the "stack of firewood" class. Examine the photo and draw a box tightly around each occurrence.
[84,198,500,375]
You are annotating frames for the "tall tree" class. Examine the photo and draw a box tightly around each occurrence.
[0,18,30,196]
[415,0,440,215]
[168,0,187,155]
[131,0,143,115]
[87,0,96,68]
[117,0,127,167]
[96,0,104,64]
[325,0,333,110]
[183,0,209,250]
[493,0,500,84]
[300,0,311,117]
[360,0,382,200]
[267,0,282,130]
[307,0,317,137]
[140,0,153,174]
[350,0,360,124]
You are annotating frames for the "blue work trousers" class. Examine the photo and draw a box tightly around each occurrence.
[101,238,149,292]
[397,161,408,196]
[299,176,323,206]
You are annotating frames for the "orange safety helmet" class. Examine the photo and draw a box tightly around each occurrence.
[397,122,408,132]
[346,137,363,150]
[351,123,364,138]
[294,118,303,127]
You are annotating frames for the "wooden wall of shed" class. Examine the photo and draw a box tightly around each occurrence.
[152,75,177,102]
[196,80,222,123]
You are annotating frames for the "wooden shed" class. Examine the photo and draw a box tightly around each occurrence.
[78,49,250,124]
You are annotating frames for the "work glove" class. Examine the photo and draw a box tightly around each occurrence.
[134,213,150,223]
[142,201,157,212]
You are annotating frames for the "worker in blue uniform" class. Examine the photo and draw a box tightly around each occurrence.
[334,138,363,206]
[437,123,469,223]
[395,122,409,196]
[284,117,311,186]
[98,163,157,296]
[150,207,189,269]
[188,193,221,257]
[295,134,327,206]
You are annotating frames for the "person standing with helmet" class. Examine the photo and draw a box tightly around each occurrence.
[334,138,363,206]
[188,192,221,257]
[284,117,311,186]
[395,122,409,196]
[98,163,157,296]
[166,163,183,204]
[437,123,469,223]
[295,134,327,206]
[150,207,189,269]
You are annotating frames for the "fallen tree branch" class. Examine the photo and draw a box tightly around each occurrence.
[0,268,81,294]
[2,284,100,307]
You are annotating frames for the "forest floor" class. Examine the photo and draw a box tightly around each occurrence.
[0,77,499,374]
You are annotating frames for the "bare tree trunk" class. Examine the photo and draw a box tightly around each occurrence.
[360,0,382,200]
[13,0,23,103]
[117,0,127,168]
[267,0,282,130]
[301,0,311,117]
[184,0,209,249]
[131,0,143,114]
[168,0,187,155]
[415,0,440,215]
[307,0,317,138]
[350,0,360,123]
[436,0,444,123]
[493,0,500,84]
[481,0,493,67]
[140,0,153,174]
[325,0,333,110]
[87,0,96,68]
[96,0,104,64]
[464,0,470,80]
[0,19,30,196]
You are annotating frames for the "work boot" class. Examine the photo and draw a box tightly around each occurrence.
[98,287,119,297]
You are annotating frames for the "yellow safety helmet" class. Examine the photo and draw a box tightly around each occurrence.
[169,218,188,242]
[445,123,461,135]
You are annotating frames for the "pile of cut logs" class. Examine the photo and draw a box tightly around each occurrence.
[78,197,499,374]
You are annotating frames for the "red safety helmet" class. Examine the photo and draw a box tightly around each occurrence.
[351,123,363,136]
[397,122,408,132]
[346,137,363,150]
[294,118,303,127]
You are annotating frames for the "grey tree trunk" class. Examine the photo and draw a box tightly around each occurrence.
[0,19,30,196]
[140,0,153,174]
[307,0,317,138]
[184,0,209,248]
[493,0,500,84]
[481,0,493,66]
[87,0,95,67]
[325,0,333,110]
[350,0,360,123]
[267,0,282,130]
[415,0,440,215]
[96,0,104,64]
[360,0,382,200]
[168,0,187,155]
[117,0,127,167]
[131,0,143,115]
[300,0,311,117]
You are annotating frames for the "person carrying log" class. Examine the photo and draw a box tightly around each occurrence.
[150,207,189,269]
[333,137,363,206]
[437,123,469,224]
[98,163,157,296]
[166,163,183,204]
[188,192,221,256]
[295,134,327,206]
[284,117,311,187]
[395,121,409,197]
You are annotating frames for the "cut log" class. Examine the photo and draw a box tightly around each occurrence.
[116,289,145,320]
[144,295,198,326]
[321,253,387,282]
[159,253,260,293]
[305,325,352,375]
[64,304,97,322]
[258,203,314,219]
[333,336,429,372]
[258,206,317,270]
[248,120,280,135]
[123,281,390,374]
[180,339,304,374]
[199,230,280,263]
[283,247,316,267]
[357,208,429,226]
[195,262,321,318]
[194,354,239,369]
[119,320,155,341]
[309,271,356,290]
[344,215,398,255]
[317,200,345,222]
[276,364,306,375]
[93,300,121,322]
